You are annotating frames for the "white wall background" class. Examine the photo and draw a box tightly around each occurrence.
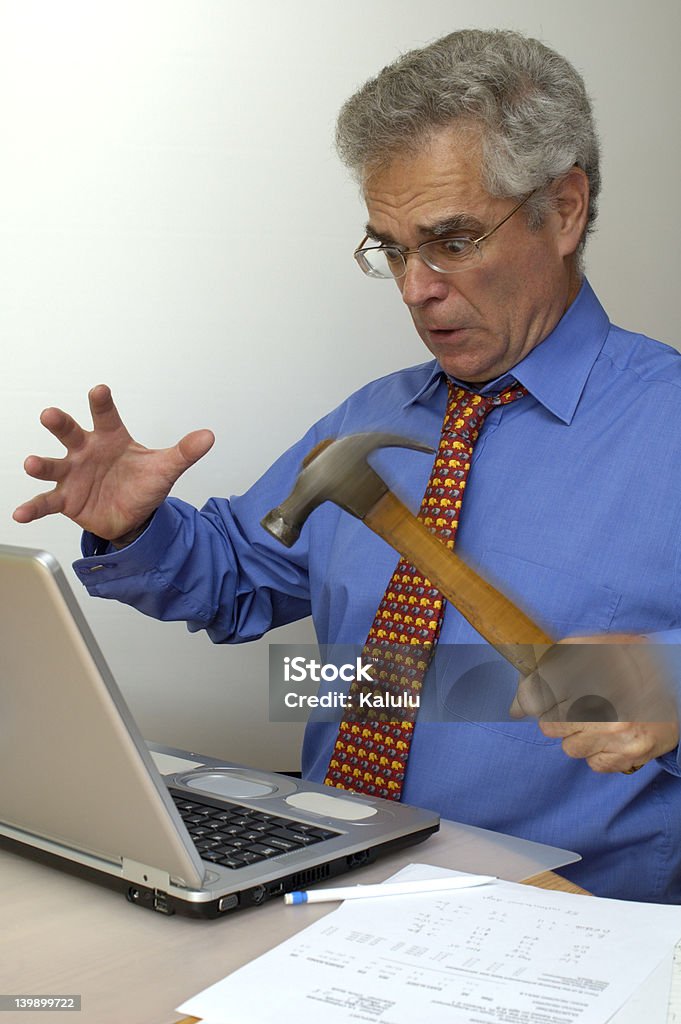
[1,0,679,768]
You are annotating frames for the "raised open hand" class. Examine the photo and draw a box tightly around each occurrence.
[13,385,215,543]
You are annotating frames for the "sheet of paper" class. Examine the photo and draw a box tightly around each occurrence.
[608,954,673,1024]
[178,864,680,1024]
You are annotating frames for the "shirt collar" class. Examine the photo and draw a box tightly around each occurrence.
[404,279,611,425]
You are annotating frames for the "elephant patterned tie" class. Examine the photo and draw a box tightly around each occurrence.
[324,378,528,800]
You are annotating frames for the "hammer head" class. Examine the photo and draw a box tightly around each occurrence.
[261,432,433,547]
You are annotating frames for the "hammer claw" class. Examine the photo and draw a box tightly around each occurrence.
[261,433,434,546]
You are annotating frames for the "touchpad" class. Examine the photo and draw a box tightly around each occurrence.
[185,772,277,799]
[285,792,378,820]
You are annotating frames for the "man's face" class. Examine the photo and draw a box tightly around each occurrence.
[362,131,580,383]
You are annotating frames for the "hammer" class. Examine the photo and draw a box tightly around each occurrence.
[261,433,642,723]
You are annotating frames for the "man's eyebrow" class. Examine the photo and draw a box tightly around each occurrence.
[363,213,485,245]
[430,214,484,237]
[364,224,399,246]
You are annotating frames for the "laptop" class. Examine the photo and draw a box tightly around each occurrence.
[0,544,439,918]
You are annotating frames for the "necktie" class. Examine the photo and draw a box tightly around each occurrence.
[324,378,528,801]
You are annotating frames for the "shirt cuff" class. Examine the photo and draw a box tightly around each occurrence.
[73,502,180,588]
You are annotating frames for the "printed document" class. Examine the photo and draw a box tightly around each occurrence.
[177,864,681,1024]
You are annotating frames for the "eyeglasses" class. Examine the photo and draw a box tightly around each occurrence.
[354,190,536,280]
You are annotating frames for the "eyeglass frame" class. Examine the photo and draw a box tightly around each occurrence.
[353,188,537,279]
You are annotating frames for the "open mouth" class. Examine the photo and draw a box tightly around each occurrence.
[427,327,468,340]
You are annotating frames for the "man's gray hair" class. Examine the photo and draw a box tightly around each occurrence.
[336,29,600,248]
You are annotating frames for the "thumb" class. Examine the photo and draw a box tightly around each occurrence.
[509,669,560,720]
[176,429,215,470]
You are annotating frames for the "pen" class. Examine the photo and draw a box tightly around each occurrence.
[284,873,497,904]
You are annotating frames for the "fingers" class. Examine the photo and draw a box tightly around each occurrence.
[549,722,639,773]
[39,387,124,444]
[88,384,126,434]
[15,454,70,522]
[175,429,215,469]
[39,407,87,452]
[13,487,65,524]
[23,454,68,482]
[540,720,634,755]
[538,720,680,773]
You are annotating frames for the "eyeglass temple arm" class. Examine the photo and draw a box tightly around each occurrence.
[473,188,537,245]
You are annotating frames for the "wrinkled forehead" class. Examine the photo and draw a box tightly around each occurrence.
[361,127,494,242]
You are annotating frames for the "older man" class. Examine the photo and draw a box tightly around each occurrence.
[14,29,681,901]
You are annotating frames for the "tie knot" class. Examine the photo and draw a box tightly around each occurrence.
[442,381,528,437]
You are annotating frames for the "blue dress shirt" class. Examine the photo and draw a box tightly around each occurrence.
[75,279,681,902]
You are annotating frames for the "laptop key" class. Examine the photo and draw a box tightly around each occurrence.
[174,800,198,811]
[212,810,239,822]
[217,857,248,870]
[244,821,271,832]
[266,837,304,852]
[201,851,224,863]
[245,843,280,858]
[236,851,261,864]
[237,829,265,843]
[217,824,244,836]
[305,827,337,840]
[269,827,317,845]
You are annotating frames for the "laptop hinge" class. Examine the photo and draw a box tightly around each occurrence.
[121,858,172,890]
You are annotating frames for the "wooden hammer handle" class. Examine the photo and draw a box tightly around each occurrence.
[364,490,553,677]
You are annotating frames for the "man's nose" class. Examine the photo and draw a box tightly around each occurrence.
[398,253,450,307]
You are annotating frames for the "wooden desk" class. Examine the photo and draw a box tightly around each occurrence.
[0,823,675,1024]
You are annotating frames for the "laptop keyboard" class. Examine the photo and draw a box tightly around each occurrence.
[169,790,340,870]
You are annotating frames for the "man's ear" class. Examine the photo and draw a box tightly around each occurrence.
[552,166,590,258]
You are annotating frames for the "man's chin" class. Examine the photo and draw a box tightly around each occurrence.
[433,353,501,385]
[420,332,500,383]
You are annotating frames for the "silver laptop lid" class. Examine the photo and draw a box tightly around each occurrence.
[0,544,205,889]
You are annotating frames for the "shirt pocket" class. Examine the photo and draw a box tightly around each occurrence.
[439,547,622,742]
[480,546,621,637]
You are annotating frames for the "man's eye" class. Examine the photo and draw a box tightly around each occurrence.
[382,247,404,263]
[440,238,473,257]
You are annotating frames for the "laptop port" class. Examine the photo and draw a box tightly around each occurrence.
[152,889,173,914]
[126,886,153,906]
[347,850,371,868]
[218,893,239,913]
[250,885,267,905]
